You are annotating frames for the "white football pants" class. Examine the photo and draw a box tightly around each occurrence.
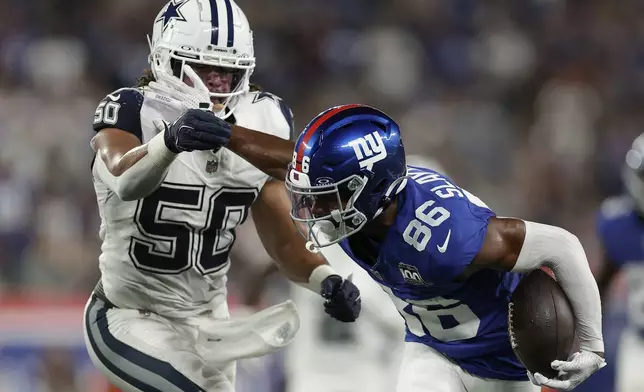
[83,295,236,392]
[396,342,539,392]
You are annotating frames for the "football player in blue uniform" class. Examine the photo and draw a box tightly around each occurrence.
[596,134,644,392]
[285,104,606,392]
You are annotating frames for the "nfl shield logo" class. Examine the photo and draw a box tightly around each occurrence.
[205,159,219,174]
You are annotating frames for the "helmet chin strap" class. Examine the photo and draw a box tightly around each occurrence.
[212,96,239,120]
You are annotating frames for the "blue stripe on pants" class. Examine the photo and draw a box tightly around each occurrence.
[85,296,206,392]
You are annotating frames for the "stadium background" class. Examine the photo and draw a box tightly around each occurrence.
[0,0,636,390]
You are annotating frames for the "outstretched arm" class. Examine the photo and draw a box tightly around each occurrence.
[227,126,295,181]
[251,179,332,285]
[150,65,297,181]
[96,116,295,200]
[251,179,362,322]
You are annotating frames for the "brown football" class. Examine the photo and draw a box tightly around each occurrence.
[508,268,576,379]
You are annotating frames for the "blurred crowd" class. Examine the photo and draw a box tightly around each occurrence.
[0,0,641,390]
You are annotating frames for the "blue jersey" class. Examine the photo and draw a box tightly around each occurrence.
[596,195,644,332]
[339,166,526,381]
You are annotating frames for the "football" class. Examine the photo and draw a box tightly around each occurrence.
[508,268,576,379]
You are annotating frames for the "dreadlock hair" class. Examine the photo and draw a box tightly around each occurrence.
[137,68,155,87]
[136,68,262,91]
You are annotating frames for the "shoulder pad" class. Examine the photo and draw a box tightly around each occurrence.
[93,88,144,141]
[249,91,295,140]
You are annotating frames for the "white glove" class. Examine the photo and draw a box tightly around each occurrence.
[528,351,606,391]
[147,65,213,112]
[526,370,538,386]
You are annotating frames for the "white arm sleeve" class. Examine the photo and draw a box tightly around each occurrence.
[95,131,177,201]
[511,220,604,353]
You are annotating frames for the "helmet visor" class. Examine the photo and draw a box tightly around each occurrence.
[285,173,367,250]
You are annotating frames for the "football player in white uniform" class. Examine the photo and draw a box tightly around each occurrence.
[83,1,361,391]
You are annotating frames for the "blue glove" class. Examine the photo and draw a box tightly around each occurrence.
[320,275,361,322]
[161,108,232,153]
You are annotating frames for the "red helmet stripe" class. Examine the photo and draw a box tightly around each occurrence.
[295,104,362,171]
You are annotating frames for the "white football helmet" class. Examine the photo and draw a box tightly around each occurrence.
[149,0,255,117]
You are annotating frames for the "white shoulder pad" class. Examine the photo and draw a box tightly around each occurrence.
[234,91,295,141]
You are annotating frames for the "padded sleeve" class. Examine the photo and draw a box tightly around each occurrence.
[93,88,144,141]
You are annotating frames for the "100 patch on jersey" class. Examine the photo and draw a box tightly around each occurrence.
[398,263,428,286]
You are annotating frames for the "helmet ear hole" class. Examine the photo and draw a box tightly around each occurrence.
[371,179,388,195]
[170,58,183,78]
[373,178,394,214]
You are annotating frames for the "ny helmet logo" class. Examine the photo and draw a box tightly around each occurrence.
[349,131,387,171]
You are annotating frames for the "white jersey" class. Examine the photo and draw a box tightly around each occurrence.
[91,87,293,318]
[286,244,405,392]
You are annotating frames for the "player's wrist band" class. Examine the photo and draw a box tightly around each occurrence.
[148,131,178,168]
[301,264,338,294]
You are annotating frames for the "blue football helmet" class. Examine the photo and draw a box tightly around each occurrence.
[285,104,407,251]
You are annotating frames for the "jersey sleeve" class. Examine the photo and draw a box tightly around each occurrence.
[92,88,144,141]
[424,192,496,281]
